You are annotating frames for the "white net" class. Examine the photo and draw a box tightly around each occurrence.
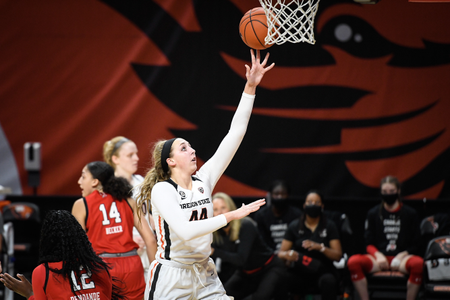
[259,0,321,45]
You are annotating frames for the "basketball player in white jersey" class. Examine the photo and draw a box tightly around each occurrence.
[136,49,274,300]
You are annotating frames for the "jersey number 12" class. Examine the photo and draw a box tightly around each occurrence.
[71,267,95,291]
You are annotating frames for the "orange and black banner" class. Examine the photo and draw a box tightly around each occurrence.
[1,0,449,199]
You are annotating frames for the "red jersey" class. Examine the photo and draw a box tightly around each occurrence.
[31,262,112,300]
[84,190,138,254]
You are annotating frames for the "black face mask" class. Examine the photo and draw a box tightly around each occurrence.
[381,193,398,205]
[272,199,289,210]
[304,205,322,218]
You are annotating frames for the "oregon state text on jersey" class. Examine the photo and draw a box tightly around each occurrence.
[149,92,255,266]
[151,175,227,265]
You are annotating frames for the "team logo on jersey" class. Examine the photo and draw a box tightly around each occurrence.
[179,191,186,200]
[319,229,327,238]
[198,187,204,194]
[436,237,450,256]
[386,243,397,252]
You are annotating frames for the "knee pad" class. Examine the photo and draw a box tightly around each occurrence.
[347,254,372,282]
[405,256,423,284]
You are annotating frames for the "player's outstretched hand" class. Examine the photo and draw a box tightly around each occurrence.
[245,49,275,88]
[224,199,265,223]
[0,272,34,299]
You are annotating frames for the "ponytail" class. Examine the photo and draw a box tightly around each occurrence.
[136,140,172,219]
[103,177,132,201]
[86,161,131,201]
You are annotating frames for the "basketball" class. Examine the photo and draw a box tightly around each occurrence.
[239,7,273,50]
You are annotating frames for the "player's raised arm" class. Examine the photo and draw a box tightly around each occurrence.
[244,49,275,95]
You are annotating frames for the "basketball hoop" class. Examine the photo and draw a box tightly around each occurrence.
[259,0,321,45]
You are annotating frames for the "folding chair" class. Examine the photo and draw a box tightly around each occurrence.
[2,202,41,281]
[366,270,408,299]
[422,236,450,300]
[2,222,14,300]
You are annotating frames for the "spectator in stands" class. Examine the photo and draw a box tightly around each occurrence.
[278,190,342,300]
[211,192,287,300]
[347,175,423,300]
[0,210,123,300]
[103,136,155,281]
[254,180,302,253]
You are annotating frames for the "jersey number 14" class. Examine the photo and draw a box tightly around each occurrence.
[99,202,122,225]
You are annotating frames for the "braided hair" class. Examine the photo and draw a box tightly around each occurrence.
[39,210,124,299]
[87,161,132,201]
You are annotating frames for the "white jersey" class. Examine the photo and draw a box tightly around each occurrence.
[151,92,255,265]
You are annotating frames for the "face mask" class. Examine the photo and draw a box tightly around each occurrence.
[304,205,322,218]
[381,193,398,205]
[272,199,289,210]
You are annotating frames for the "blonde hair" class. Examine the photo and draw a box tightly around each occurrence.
[212,192,241,245]
[136,140,172,219]
[103,136,132,169]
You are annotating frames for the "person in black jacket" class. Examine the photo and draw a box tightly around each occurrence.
[254,180,302,253]
[278,190,342,300]
[211,192,287,300]
[347,175,423,300]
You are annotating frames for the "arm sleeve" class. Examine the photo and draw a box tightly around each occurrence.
[327,220,340,241]
[197,93,255,187]
[366,245,379,256]
[152,183,227,241]
[364,209,377,250]
[213,219,257,267]
[31,265,47,300]
[283,220,296,242]
[254,210,274,249]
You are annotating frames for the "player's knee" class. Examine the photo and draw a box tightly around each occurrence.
[406,255,423,284]
[348,254,371,282]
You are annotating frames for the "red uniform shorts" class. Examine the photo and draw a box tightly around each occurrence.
[103,254,145,300]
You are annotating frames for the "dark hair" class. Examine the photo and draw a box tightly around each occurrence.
[299,189,327,231]
[161,138,177,174]
[305,189,325,204]
[268,179,291,195]
[87,161,132,201]
[39,210,124,299]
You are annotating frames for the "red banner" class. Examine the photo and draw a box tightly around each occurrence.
[1,0,449,199]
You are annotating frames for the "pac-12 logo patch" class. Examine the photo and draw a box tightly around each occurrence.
[198,187,204,194]
[179,191,186,200]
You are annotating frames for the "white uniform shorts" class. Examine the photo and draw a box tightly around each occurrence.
[145,257,233,300]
